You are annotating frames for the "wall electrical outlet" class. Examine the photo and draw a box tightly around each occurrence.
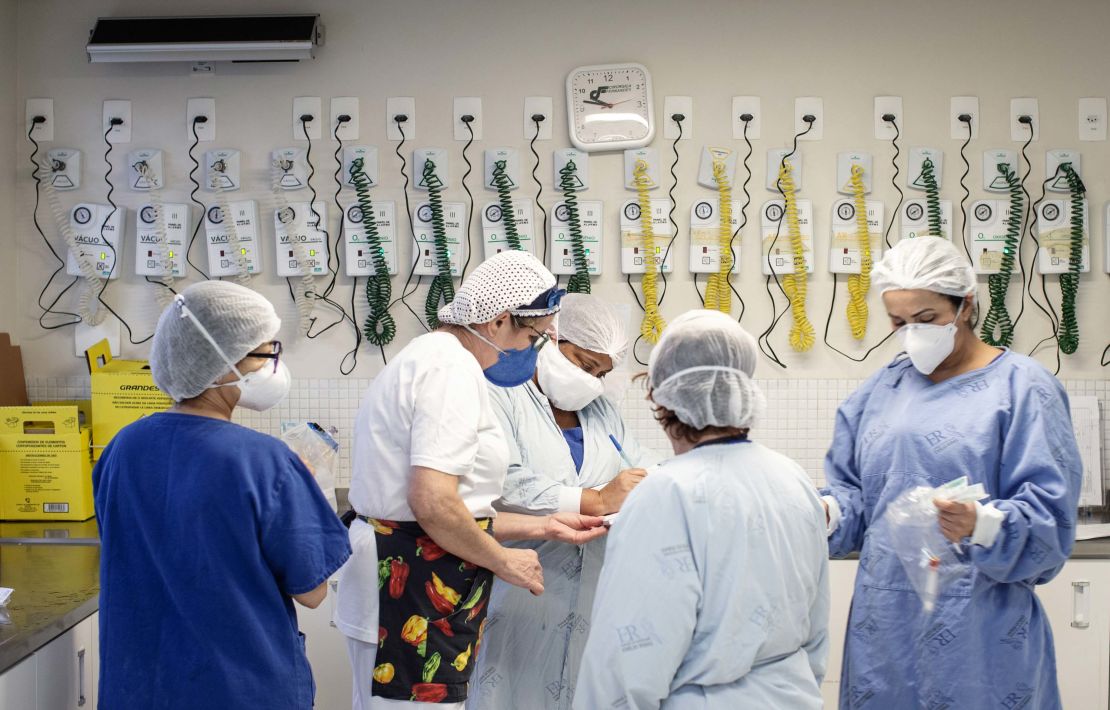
[454,97,482,141]
[103,100,131,143]
[186,98,215,141]
[1010,98,1039,141]
[794,97,822,140]
[26,99,54,142]
[330,97,359,141]
[1078,98,1107,142]
[874,96,902,140]
[386,97,416,140]
[950,97,979,139]
[732,96,761,140]
[292,97,322,140]
[663,96,693,140]
[523,97,553,140]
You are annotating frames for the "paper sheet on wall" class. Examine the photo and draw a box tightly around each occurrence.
[1071,396,1103,508]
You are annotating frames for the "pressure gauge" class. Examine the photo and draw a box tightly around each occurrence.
[566,62,655,152]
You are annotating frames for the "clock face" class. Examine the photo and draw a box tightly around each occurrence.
[567,63,654,151]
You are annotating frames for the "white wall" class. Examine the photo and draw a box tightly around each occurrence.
[0,0,16,337]
[12,0,1110,380]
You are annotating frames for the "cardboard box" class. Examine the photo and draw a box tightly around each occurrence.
[86,339,172,460]
[0,333,29,406]
[0,405,95,521]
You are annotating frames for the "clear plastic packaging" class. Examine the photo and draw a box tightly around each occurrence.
[281,421,339,512]
[879,476,988,613]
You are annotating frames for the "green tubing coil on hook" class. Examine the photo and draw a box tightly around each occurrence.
[1058,162,1084,355]
[492,160,522,251]
[350,157,396,347]
[422,159,455,330]
[559,159,590,294]
[920,157,943,238]
[980,163,1023,347]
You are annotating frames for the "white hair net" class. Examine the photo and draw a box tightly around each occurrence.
[438,250,559,325]
[557,294,629,366]
[150,281,281,402]
[871,236,976,298]
[648,310,766,430]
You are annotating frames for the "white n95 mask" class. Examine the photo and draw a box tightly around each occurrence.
[218,360,292,412]
[895,303,964,375]
[536,343,604,411]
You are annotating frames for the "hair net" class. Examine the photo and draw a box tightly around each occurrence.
[648,310,766,430]
[150,281,281,402]
[557,294,629,366]
[871,236,976,298]
[438,250,559,325]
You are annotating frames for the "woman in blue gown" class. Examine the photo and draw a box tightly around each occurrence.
[821,236,1082,709]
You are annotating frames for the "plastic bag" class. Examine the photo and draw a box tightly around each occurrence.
[281,421,340,512]
[879,476,988,613]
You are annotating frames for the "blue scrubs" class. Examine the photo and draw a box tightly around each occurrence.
[94,412,352,710]
[822,350,1082,709]
[562,426,585,473]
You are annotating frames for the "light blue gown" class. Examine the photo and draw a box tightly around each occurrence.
[573,440,830,710]
[822,350,1082,709]
[469,382,656,710]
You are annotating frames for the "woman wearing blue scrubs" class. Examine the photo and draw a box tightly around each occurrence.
[94,282,352,710]
[821,237,1082,709]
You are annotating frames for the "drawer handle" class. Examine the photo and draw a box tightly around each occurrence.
[1072,580,1091,629]
[77,647,87,706]
[329,579,339,628]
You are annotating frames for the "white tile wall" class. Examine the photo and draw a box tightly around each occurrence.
[26,376,1110,493]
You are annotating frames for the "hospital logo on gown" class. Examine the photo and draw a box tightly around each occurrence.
[848,683,877,706]
[1000,615,1029,650]
[851,613,880,641]
[1001,682,1034,709]
[616,620,661,653]
[923,620,959,655]
[653,544,696,580]
[923,423,966,455]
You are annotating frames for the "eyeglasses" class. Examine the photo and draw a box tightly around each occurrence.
[245,340,282,374]
[511,316,549,352]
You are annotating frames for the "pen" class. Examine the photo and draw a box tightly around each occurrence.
[608,434,634,468]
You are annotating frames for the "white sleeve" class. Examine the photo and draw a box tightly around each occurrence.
[822,495,842,536]
[970,500,1005,548]
[574,476,699,710]
[409,362,482,476]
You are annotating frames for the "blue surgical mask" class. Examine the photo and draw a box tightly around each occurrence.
[465,325,539,388]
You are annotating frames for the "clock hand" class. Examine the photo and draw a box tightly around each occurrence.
[582,99,614,108]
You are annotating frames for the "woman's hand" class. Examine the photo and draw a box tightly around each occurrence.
[599,468,648,513]
[492,547,544,596]
[934,499,977,542]
[544,513,608,545]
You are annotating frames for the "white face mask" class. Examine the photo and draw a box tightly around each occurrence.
[214,360,292,411]
[536,343,604,411]
[895,302,964,375]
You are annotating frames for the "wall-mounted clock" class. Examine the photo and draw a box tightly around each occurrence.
[566,62,655,152]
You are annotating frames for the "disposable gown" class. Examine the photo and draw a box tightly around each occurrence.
[822,351,1082,709]
[468,382,655,710]
[573,440,829,710]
